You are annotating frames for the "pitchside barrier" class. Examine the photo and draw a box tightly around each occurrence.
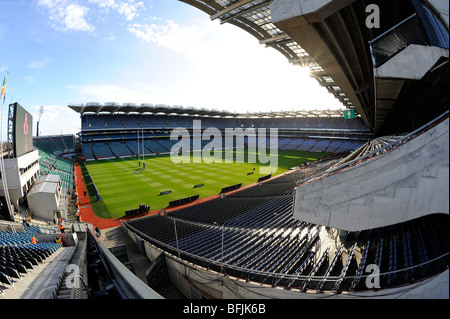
[81,162,102,201]
[168,195,200,208]
[125,204,150,217]
[257,174,272,183]
[220,183,242,194]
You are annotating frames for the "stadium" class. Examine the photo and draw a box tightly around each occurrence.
[0,0,448,302]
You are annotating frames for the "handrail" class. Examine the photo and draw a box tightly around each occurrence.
[368,14,419,45]
[369,13,429,68]
[122,220,449,288]
[88,229,164,299]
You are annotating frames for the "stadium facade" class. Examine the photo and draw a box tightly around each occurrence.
[1,0,448,300]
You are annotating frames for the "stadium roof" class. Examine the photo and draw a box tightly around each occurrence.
[179,0,355,109]
[68,102,351,118]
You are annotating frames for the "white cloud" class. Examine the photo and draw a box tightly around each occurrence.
[32,104,80,135]
[128,20,200,55]
[36,0,94,32]
[126,18,344,113]
[36,0,145,33]
[89,0,145,20]
[64,4,94,31]
[116,0,145,20]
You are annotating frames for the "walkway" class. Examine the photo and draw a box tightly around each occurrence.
[1,246,75,299]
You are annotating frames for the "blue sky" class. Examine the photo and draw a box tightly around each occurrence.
[1,0,344,136]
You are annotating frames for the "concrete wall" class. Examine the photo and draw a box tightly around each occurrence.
[270,0,355,24]
[428,0,449,27]
[0,149,40,210]
[293,118,449,231]
[374,45,450,80]
[27,190,59,220]
[36,232,78,247]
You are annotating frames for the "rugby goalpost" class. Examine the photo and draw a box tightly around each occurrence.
[137,128,145,169]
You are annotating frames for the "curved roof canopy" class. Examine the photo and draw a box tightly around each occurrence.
[68,102,350,119]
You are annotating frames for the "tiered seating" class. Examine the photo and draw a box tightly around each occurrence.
[349,239,370,291]
[300,248,329,290]
[80,114,372,163]
[325,140,344,152]
[335,140,365,152]
[145,140,169,153]
[84,115,104,128]
[386,234,398,286]
[34,135,75,192]
[284,139,304,150]
[315,244,344,291]
[92,143,115,158]
[33,135,74,154]
[168,197,278,226]
[109,141,133,157]
[310,139,331,152]
[0,225,61,253]
[37,150,74,192]
[278,138,292,148]
[1,245,47,295]
[156,139,176,152]
[298,139,317,151]
[124,179,449,293]
[0,224,63,297]
[81,144,93,159]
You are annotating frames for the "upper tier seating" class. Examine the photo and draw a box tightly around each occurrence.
[82,114,370,132]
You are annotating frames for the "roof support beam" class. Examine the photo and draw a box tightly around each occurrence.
[220,0,271,24]
[259,33,291,45]
[210,0,254,21]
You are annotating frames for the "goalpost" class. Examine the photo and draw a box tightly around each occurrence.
[137,129,140,166]
[137,128,145,168]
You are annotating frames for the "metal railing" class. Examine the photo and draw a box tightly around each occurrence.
[369,14,429,68]
[87,229,164,299]
[122,221,449,293]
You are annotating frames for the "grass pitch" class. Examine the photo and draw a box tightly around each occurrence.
[82,149,331,219]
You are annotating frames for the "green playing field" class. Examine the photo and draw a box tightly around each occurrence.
[82,149,331,219]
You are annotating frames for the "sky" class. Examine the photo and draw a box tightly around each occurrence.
[0,0,344,137]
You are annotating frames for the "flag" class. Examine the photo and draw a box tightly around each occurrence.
[344,110,355,119]
[1,71,8,102]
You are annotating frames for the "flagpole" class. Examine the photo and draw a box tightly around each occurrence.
[0,71,14,221]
